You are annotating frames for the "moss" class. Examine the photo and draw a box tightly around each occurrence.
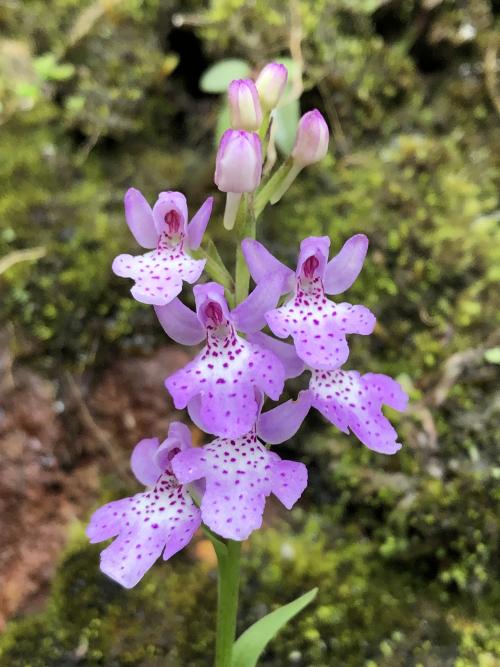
[2,509,500,666]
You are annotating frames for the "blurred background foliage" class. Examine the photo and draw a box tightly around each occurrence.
[0,0,499,665]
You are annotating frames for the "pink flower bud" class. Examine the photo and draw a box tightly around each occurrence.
[228,79,263,131]
[292,109,329,167]
[214,130,262,193]
[255,63,288,110]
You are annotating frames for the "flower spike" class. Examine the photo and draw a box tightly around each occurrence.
[86,423,201,588]
[113,189,213,306]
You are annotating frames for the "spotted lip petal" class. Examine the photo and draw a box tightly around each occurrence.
[171,432,307,540]
[86,470,201,588]
[247,332,305,379]
[165,283,285,438]
[165,333,284,438]
[308,369,408,454]
[266,285,375,370]
[112,249,205,306]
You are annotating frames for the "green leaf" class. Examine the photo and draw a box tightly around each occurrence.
[274,98,300,154]
[231,588,318,667]
[200,59,251,93]
[484,347,500,364]
[193,238,234,299]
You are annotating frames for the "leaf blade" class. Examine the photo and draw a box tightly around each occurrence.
[231,587,318,667]
[200,59,251,93]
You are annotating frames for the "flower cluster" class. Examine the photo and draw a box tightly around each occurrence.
[87,62,408,588]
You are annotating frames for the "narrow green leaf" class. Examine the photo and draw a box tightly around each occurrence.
[200,59,251,93]
[204,238,234,289]
[231,588,318,667]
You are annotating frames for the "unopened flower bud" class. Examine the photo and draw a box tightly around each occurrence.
[255,63,288,110]
[215,129,262,229]
[228,79,263,131]
[267,110,329,206]
[215,130,262,193]
[292,109,329,167]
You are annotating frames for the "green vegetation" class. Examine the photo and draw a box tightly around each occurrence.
[1,0,499,664]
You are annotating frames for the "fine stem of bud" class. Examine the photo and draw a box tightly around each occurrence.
[269,162,302,205]
[235,194,256,304]
[223,192,243,230]
[254,157,294,217]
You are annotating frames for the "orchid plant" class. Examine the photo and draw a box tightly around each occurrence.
[87,62,408,667]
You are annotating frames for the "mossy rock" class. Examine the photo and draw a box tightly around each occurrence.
[2,510,500,666]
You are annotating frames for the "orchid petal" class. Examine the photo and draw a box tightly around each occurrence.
[247,332,305,379]
[123,188,158,249]
[257,391,312,444]
[241,238,293,286]
[266,291,375,371]
[172,432,307,540]
[112,250,205,306]
[232,271,284,334]
[324,234,369,295]
[296,236,330,280]
[130,438,162,486]
[268,454,308,509]
[166,335,284,438]
[86,471,200,588]
[193,282,232,327]
[187,197,214,250]
[152,191,188,235]
[309,369,408,454]
[155,299,205,345]
[155,421,193,470]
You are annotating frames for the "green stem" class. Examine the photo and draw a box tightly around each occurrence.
[213,176,256,667]
[214,540,242,667]
[234,194,256,304]
[254,157,294,218]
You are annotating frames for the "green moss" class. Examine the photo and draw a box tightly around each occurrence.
[2,508,500,666]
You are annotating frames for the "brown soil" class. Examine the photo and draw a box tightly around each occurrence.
[0,346,190,629]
